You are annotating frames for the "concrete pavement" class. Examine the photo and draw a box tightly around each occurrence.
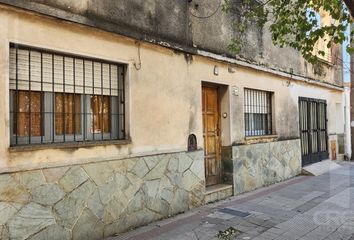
[109,162,354,240]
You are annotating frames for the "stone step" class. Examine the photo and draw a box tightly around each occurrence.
[205,184,233,204]
[302,160,342,176]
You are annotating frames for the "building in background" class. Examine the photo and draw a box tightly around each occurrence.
[344,0,354,160]
[343,82,351,160]
[0,1,346,239]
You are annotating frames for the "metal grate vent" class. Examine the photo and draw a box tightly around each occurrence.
[218,208,250,218]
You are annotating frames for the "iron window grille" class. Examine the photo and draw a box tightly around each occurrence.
[244,88,273,137]
[9,43,126,146]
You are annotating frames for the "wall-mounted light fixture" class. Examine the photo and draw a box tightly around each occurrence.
[214,65,219,76]
[232,86,239,96]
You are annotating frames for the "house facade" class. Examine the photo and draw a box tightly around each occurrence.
[0,1,345,239]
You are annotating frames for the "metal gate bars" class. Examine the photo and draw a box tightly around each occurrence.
[299,97,329,166]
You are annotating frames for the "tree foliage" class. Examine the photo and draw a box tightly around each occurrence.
[222,0,353,63]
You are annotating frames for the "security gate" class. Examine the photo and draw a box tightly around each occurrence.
[299,97,328,166]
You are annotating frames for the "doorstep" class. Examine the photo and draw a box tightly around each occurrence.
[205,184,233,204]
[302,159,342,176]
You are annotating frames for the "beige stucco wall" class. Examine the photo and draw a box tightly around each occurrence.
[0,5,344,173]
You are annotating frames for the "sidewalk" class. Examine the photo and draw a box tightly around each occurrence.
[109,162,354,240]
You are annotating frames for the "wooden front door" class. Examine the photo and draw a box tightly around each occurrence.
[202,86,221,186]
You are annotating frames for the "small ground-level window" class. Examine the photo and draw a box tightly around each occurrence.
[9,43,126,146]
[244,88,273,137]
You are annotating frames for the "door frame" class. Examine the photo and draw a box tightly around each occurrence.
[202,83,222,186]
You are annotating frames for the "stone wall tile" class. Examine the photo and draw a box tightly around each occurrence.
[72,208,104,240]
[178,153,193,173]
[103,220,127,238]
[1,150,205,239]
[143,156,160,170]
[144,156,169,181]
[146,197,169,216]
[160,188,174,204]
[232,139,301,195]
[13,171,46,190]
[54,180,95,229]
[159,176,174,190]
[124,173,143,198]
[170,189,189,214]
[187,151,203,162]
[114,173,130,191]
[102,192,128,224]
[0,225,9,240]
[189,182,205,208]
[124,209,159,230]
[0,175,30,204]
[58,167,89,193]
[87,189,104,220]
[189,155,204,180]
[233,161,246,194]
[8,203,55,240]
[125,189,145,214]
[31,183,65,206]
[0,202,22,225]
[143,179,161,198]
[98,179,121,206]
[131,159,149,178]
[167,155,179,172]
[29,224,71,240]
[42,167,69,183]
[109,158,138,174]
[165,171,183,188]
[289,156,301,173]
[83,163,114,186]
[181,170,200,192]
[157,176,174,202]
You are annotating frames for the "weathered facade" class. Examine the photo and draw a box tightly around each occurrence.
[0,1,345,239]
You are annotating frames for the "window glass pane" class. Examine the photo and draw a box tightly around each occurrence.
[13,90,42,137]
[55,93,81,135]
[244,89,272,136]
[90,96,110,134]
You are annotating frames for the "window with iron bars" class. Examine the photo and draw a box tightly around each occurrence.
[244,88,273,137]
[9,43,126,146]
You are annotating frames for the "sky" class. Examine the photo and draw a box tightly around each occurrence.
[343,24,350,83]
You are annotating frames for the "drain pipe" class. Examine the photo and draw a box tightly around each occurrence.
[344,86,352,161]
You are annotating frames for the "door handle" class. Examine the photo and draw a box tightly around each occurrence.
[216,129,220,137]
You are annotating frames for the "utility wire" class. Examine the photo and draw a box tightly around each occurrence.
[189,0,222,19]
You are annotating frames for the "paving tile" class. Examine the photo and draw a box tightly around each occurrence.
[206,211,235,220]
[252,231,280,240]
